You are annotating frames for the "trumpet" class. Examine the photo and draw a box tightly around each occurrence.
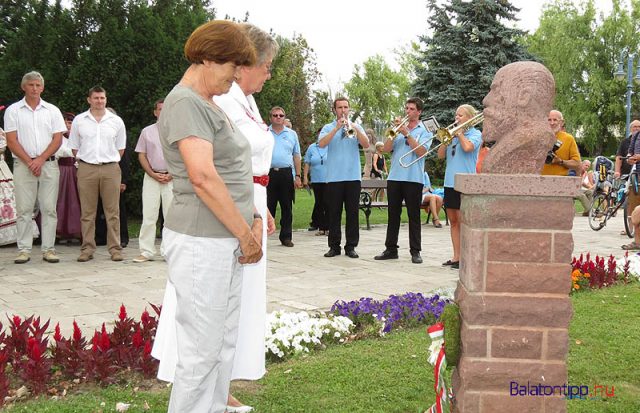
[342,115,356,138]
[384,115,410,140]
[399,112,483,168]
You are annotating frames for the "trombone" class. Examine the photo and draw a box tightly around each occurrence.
[384,115,410,140]
[399,112,484,168]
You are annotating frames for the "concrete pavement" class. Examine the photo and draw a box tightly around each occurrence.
[0,214,631,335]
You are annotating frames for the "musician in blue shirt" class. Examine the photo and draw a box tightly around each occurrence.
[318,97,370,258]
[374,97,432,264]
[268,106,302,247]
[437,104,482,269]
[303,141,328,235]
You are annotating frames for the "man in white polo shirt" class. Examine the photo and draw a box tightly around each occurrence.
[69,86,127,262]
[3,71,66,264]
[133,99,173,263]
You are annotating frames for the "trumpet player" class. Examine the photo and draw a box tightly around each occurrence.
[318,97,369,258]
[438,104,482,270]
[374,97,432,264]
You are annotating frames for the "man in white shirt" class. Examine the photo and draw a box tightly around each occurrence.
[133,99,173,263]
[3,71,66,264]
[69,86,127,262]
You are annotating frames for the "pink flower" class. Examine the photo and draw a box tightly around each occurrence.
[54,323,62,342]
[132,328,143,348]
[72,321,82,342]
[118,304,127,322]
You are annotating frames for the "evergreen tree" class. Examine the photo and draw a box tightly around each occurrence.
[413,0,532,124]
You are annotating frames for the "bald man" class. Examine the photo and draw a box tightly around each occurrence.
[541,110,581,176]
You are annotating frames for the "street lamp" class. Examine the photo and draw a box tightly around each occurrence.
[614,48,640,138]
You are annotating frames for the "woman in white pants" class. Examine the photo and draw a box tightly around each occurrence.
[153,23,278,413]
[155,20,263,413]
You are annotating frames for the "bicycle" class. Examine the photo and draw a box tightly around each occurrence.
[588,170,634,237]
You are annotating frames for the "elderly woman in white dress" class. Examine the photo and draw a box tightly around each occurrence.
[152,23,278,413]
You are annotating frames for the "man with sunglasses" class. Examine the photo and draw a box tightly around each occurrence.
[318,97,370,258]
[268,106,302,247]
[374,97,432,264]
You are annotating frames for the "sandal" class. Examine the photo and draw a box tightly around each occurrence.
[433,220,443,228]
[621,242,640,250]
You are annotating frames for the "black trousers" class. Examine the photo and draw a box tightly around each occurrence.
[385,180,422,254]
[311,183,329,231]
[267,168,294,242]
[326,180,361,252]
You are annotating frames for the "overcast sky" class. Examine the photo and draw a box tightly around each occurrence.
[210,0,570,91]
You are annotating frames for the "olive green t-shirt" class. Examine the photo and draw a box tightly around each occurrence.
[158,85,254,237]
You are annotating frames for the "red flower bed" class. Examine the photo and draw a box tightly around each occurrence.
[0,304,160,406]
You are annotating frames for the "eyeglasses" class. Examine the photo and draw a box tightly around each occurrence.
[272,114,285,118]
[451,143,458,157]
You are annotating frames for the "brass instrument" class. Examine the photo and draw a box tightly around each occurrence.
[384,115,410,140]
[342,114,356,138]
[399,112,484,168]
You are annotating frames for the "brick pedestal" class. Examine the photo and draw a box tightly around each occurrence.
[452,174,579,413]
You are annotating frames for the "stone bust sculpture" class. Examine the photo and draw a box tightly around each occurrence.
[481,61,556,174]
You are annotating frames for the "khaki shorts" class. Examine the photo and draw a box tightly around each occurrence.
[628,187,640,220]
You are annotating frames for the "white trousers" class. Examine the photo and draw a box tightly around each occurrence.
[138,174,173,258]
[153,185,267,382]
[13,159,59,252]
[163,229,243,413]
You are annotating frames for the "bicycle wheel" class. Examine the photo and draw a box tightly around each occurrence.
[624,199,635,238]
[588,193,608,231]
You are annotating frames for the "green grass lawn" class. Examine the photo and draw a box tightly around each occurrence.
[9,284,639,412]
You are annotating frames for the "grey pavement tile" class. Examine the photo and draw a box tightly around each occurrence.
[0,216,631,334]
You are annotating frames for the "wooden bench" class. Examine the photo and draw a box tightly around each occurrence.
[359,179,448,230]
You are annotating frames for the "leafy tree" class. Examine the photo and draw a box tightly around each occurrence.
[255,34,320,148]
[0,0,36,51]
[413,0,532,125]
[310,89,334,138]
[526,0,640,154]
[343,54,411,131]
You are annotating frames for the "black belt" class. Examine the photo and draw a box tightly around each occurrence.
[79,159,116,165]
[153,170,168,174]
[270,167,292,172]
[32,156,56,162]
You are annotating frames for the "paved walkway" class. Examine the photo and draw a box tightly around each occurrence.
[0,214,631,335]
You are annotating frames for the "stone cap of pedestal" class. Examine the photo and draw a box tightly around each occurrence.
[455,174,580,197]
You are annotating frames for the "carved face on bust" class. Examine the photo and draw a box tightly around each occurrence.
[482,62,555,143]
[482,67,512,143]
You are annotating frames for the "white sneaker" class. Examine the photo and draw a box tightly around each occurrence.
[132,254,152,263]
[226,405,253,413]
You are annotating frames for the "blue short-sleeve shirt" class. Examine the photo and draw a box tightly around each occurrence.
[319,120,364,182]
[443,127,482,188]
[270,126,300,168]
[388,122,433,184]
[304,143,328,183]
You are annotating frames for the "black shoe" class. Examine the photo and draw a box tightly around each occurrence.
[345,250,359,259]
[308,226,318,231]
[411,253,423,264]
[451,261,460,269]
[442,259,458,266]
[374,250,398,260]
[324,249,341,257]
[281,240,294,247]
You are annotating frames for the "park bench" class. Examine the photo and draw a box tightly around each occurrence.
[359,179,448,230]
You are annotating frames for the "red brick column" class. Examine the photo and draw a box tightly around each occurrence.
[451,174,579,413]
